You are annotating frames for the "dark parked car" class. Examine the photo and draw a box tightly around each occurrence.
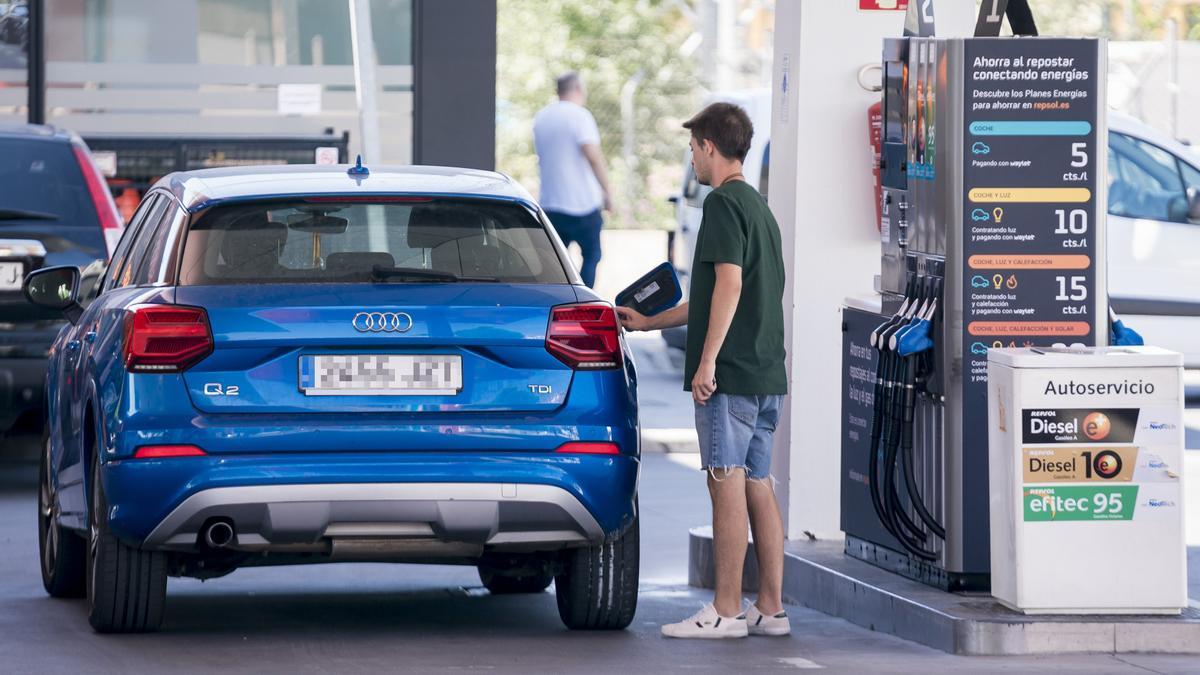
[0,124,121,435]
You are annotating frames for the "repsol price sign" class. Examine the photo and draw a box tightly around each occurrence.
[1023,485,1138,521]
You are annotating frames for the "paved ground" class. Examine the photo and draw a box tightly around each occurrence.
[3,450,1200,673]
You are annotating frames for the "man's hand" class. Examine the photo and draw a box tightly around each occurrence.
[601,190,613,212]
[615,306,651,332]
[692,358,717,404]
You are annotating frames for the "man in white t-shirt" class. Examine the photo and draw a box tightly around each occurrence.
[533,72,612,287]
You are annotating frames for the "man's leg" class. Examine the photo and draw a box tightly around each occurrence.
[708,466,748,618]
[545,210,579,253]
[745,394,785,616]
[746,478,784,615]
[576,209,603,288]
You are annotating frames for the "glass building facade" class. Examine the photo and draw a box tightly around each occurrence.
[0,0,414,162]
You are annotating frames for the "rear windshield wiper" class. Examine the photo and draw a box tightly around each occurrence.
[0,208,58,221]
[370,266,501,283]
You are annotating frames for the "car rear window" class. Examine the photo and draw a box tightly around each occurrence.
[177,198,570,285]
[0,138,101,232]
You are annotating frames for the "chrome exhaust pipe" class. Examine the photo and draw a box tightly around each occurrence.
[203,520,235,549]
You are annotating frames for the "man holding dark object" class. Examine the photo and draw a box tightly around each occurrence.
[617,102,789,639]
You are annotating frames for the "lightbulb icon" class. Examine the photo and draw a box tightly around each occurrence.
[992,207,1004,223]
[992,274,1003,289]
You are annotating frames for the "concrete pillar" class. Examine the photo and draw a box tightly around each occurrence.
[768,1,977,540]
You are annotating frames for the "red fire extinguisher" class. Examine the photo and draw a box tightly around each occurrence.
[868,100,883,232]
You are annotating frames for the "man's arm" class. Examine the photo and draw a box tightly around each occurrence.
[581,144,613,211]
[692,263,742,403]
[616,302,688,331]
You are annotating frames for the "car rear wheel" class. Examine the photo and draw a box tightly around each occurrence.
[38,428,86,598]
[554,515,639,630]
[86,454,167,633]
[478,563,554,595]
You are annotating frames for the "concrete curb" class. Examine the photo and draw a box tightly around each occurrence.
[641,428,699,453]
[688,527,1200,655]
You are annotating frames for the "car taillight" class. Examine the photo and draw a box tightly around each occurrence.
[546,303,622,370]
[555,442,621,455]
[124,305,213,373]
[71,144,123,258]
[134,444,207,459]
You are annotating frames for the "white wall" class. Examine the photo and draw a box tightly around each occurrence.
[769,1,977,541]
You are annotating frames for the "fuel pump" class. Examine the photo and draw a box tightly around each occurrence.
[840,0,1108,590]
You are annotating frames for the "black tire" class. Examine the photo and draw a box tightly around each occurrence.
[38,427,86,598]
[554,516,639,630]
[478,565,553,595]
[87,454,167,633]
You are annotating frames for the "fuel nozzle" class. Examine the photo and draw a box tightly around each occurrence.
[1109,307,1145,346]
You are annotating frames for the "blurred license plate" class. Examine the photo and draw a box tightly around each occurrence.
[0,262,23,291]
[299,354,463,396]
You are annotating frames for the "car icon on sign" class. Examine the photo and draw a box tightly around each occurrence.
[971,141,991,155]
[971,208,990,221]
[971,342,989,355]
[971,275,990,288]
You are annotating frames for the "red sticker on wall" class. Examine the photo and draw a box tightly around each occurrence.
[859,0,908,9]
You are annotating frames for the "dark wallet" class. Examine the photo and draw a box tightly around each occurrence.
[615,262,682,317]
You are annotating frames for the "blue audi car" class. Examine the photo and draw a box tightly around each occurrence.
[25,163,640,633]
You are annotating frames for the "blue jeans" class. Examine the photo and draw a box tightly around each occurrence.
[545,209,602,288]
[694,394,782,481]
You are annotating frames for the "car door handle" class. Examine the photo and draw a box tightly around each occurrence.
[66,340,80,352]
[84,331,96,344]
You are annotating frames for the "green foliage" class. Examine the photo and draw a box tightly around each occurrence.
[496,0,701,229]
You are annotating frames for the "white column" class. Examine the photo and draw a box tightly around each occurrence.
[768,1,977,540]
[349,0,383,165]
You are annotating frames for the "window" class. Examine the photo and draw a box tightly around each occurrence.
[132,201,183,286]
[178,199,569,285]
[0,139,103,250]
[759,141,771,201]
[115,196,170,288]
[1108,133,1188,222]
[103,194,160,292]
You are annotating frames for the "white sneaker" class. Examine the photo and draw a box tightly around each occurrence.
[743,602,791,636]
[661,603,748,639]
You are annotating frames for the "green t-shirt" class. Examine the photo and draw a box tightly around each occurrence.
[684,180,787,395]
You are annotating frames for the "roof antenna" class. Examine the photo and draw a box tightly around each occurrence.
[347,155,370,177]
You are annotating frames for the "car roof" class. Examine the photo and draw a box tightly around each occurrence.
[153,164,536,211]
[1108,111,1200,164]
[0,123,78,143]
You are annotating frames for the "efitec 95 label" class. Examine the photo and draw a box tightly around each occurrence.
[1022,408,1139,444]
[1022,446,1136,482]
[1024,485,1138,521]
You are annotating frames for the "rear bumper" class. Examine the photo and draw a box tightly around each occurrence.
[103,451,639,552]
[143,482,604,554]
[0,357,46,432]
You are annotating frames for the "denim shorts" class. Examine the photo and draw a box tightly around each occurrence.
[695,394,783,481]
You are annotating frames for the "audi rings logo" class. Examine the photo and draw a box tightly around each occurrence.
[352,312,414,333]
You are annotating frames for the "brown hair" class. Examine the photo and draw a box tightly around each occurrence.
[682,102,753,162]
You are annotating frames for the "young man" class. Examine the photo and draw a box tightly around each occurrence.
[617,102,789,639]
[533,71,612,288]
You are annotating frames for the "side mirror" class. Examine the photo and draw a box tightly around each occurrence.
[23,265,83,324]
[1187,187,1200,222]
